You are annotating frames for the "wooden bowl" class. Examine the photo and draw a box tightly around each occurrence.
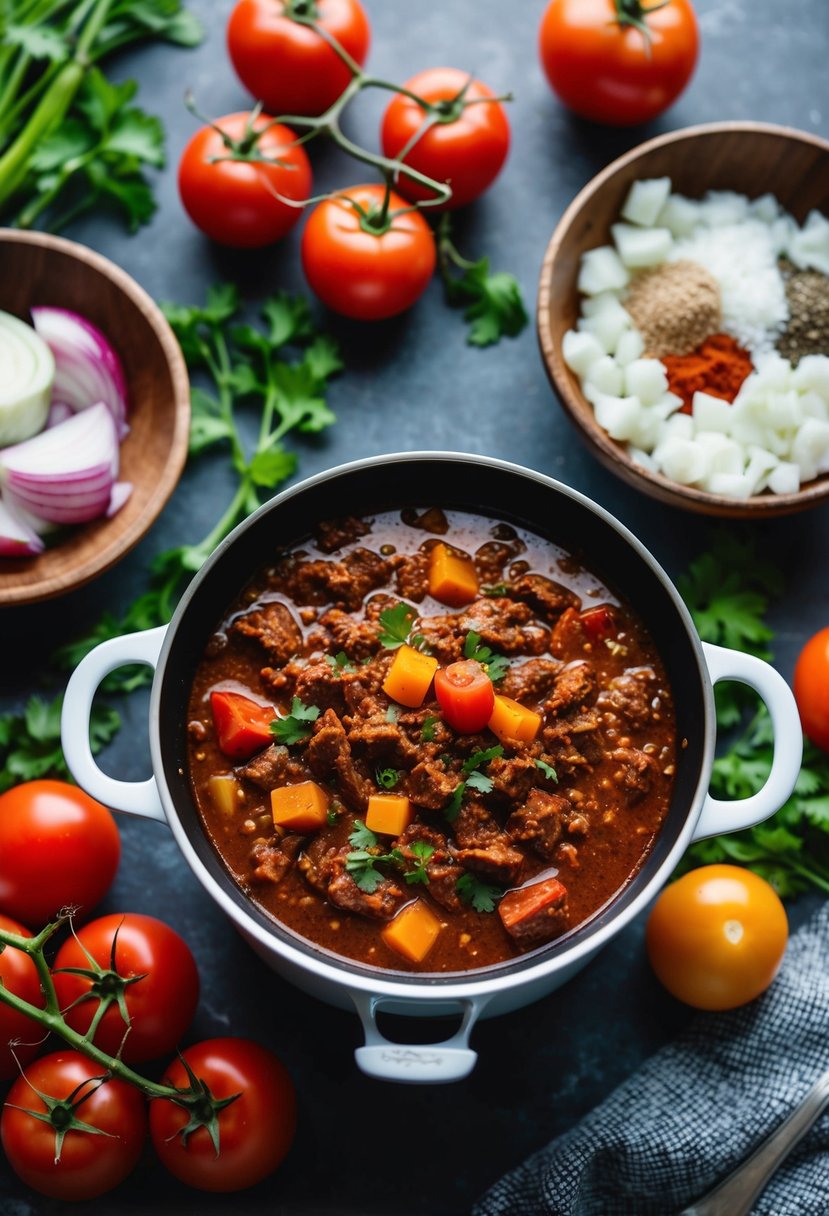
[0,230,190,603]
[537,122,829,518]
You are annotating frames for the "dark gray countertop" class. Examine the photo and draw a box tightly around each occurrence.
[1,0,828,1211]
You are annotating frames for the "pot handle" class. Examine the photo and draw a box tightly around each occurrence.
[61,626,167,824]
[692,642,802,842]
[351,993,486,1084]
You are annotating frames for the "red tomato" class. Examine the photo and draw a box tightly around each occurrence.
[301,184,437,320]
[434,660,495,733]
[538,0,699,126]
[380,67,510,210]
[579,604,616,641]
[646,865,788,1010]
[0,780,119,925]
[227,0,370,117]
[0,914,45,1080]
[210,690,275,759]
[178,111,312,248]
[52,914,199,1064]
[149,1038,296,1192]
[1,1051,146,1201]
[793,627,829,752]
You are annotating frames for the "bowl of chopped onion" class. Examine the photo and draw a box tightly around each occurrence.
[0,229,190,603]
[538,122,829,517]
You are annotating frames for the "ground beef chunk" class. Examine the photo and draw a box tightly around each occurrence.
[450,800,525,885]
[401,506,449,533]
[347,712,419,766]
[282,549,391,610]
[232,601,302,664]
[249,834,302,884]
[500,658,562,704]
[326,847,403,920]
[318,607,382,661]
[314,515,371,553]
[599,668,658,731]
[510,574,580,623]
[292,661,347,716]
[297,837,337,895]
[392,551,430,602]
[238,744,300,791]
[405,760,458,811]
[612,746,659,803]
[487,754,540,803]
[543,710,602,745]
[546,662,597,716]
[506,790,570,860]
[397,707,454,752]
[460,598,549,655]
[341,652,394,717]
[416,613,466,663]
[549,606,588,659]
[395,824,463,911]
[473,540,525,584]
[499,878,568,948]
[306,709,373,812]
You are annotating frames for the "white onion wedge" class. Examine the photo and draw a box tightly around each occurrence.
[0,310,55,445]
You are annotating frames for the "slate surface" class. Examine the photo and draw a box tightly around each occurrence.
[1,0,828,1212]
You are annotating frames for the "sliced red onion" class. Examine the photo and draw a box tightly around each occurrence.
[46,401,73,428]
[31,306,128,440]
[107,481,133,517]
[0,402,119,524]
[0,493,45,556]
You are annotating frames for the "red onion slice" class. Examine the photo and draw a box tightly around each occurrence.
[0,493,45,556]
[31,307,128,440]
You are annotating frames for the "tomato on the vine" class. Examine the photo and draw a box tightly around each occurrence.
[646,865,788,1011]
[0,780,119,925]
[380,68,510,210]
[538,0,699,127]
[149,1038,297,1192]
[0,913,45,1080]
[301,184,436,320]
[52,913,200,1064]
[434,660,495,733]
[1,1051,146,1201]
[178,112,312,249]
[227,0,370,118]
[793,626,829,752]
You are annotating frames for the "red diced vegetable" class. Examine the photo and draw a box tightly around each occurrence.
[210,690,275,760]
[498,876,568,948]
[579,604,616,641]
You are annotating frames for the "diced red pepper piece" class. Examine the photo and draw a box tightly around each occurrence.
[579,604,616,641]
[498,877,568,949]
[210,690,275,760]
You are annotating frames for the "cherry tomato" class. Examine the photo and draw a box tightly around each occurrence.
[52,914,200,1064]
[646,865,788,1011]
[301,184,437,321]
[149,1038,297,1192]
[538,0,699,127]
[434,660,495,733]
[178,111,312,248]
[0,914,45,1080]
[380,67,510,210]
[227,0,370,117]
[1,1051,146,1201]
[210,690,276,759]
[0,780,120,925]
[793,626,829,752]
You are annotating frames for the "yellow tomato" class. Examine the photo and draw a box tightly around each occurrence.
[645,865,788,1011]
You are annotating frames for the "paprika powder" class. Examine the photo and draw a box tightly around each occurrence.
[662,333,754,414]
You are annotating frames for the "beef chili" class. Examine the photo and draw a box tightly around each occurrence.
[186,508,677,974]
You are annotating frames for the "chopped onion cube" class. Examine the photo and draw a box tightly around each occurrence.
[692,392,734,433]
[624,359,668,406]
[768,462,801,494]
[611,223,672,268]
[620,178,671,228]
[577,246,629,295]
[614,328,645,367]
[593,394,642,442]
[562,329,605,378]
[585,355,624,397]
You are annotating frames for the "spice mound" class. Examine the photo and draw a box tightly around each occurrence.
[662,333,753,414]
[778,263,829,366]
[625,260,721,359]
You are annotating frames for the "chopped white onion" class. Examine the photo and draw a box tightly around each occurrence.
[0,310,55,445]
[31,307,128,440]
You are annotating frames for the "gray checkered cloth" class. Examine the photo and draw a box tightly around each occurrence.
[473,903,829,1216]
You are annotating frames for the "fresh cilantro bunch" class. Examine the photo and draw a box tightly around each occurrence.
[437,215,528,347]
[0,695,119,793]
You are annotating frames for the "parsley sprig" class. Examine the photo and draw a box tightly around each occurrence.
[444,745,504,822]
[463,631,509,684]
[456,872,504,913]
[0,695,119,794]
[437,215,528,347]
[345,822,435,892]
[378,602,428,652]
[270,698,320,746]
[325,651,356,675]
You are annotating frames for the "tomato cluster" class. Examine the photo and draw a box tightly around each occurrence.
[178,0,511,319]
[0,781,296,1201]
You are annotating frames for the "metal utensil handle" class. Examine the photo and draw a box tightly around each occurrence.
[680,1068,829,1216]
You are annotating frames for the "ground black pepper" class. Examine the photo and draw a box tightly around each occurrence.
[777,260,829,365]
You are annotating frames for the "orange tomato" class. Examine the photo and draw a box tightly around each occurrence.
[645,865,788,1010]
[793,626,829,752]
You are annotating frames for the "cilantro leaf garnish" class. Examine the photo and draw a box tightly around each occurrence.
[421,715,439,742]
[385,705,400,723]
[348,820,379,850]
[456,872,504,913]
[376,767,399,790]
[0,695,119,794]
[438,215,528,348]
[378,602,418,649]
[346,823,431,889]
[444,746,504,821]
[482,583,509,597]
[462,746,504,776]
[404,841,435,886]
[444,783,466,823]
[463,631,509,683]
[535,758,559,783]
[325,651,356,675]
[465,770,495,795]
[345,850,386,893]
[270,698,320,746]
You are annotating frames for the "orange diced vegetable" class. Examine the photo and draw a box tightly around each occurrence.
[270,781,329,833]
[382,899,442,964]
[382,643,439,707]
[208,774,240,818]
[366,793,413,837]
[488,694,542,744]
[428,543,479,607]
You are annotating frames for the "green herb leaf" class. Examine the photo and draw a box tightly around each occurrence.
[385,705,399,723]
[456,872,504,913]
[444,782,465,823]
[270,698,320,746]
[463,631,509,683]
[438,219,528,348]
[404,841,435,885]
[465,769,494,795]
[326,651,356,676]
[535,758,558,783]
[482,583,509,597]
[462,745,504,776]
[348,820,379,851]
[378,602,417,649]
[375,767,399,790]
[345,851,385,893]
[0,695,120,794]
[421,715,438,742]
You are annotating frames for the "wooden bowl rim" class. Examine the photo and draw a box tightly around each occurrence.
[0,228,191,604]
[537,120,829,519]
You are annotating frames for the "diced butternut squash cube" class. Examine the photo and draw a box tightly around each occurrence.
[270,780,329,833]
[428,542,479,607]
[382,643,438,708]
[208,774,241,818]
[366,793,413,837]
[488,694,542,744]
[382,900,442,964]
